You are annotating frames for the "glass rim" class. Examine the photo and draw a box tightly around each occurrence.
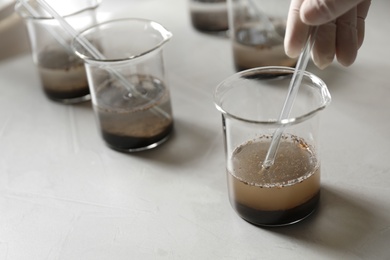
[72,18,173,64]
[214,66,332,126]
[15,0,101,20]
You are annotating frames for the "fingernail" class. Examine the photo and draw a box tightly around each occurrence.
[312,54,333,70]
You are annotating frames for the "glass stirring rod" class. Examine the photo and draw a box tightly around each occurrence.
[262,27,318,169]
[21,0,171,120]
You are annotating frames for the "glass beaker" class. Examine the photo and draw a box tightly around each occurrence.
[72,18,174,152]
[227,0,297,71]
[15,0,100,103]
[214,67,331,226]
[189,0,229,32]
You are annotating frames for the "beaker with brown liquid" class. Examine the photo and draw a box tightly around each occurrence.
[16,0,100,103]
[189,0,229,32]
[227,0,297,71]
[214,67,331,226]
[72,18,174,152]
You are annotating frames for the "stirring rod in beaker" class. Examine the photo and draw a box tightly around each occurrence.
[262,27,318,169]
[19,1,73,55]
[27,0,171,120]
[22,0,131,92]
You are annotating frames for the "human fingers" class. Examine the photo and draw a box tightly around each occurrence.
[335,7,358,66]
[311,21,336,69]
[300,0,366,25]
[284,0,310,58]
[356,0,371,48]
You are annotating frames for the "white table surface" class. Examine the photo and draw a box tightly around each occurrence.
[1,0,390,259]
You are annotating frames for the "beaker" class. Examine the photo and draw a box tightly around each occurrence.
[214,67,331,226]
[72,18,174,152]
[189,0,229,32]
[15,0,100,103]
[227,0,297,71]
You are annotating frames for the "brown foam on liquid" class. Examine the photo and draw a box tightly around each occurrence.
[228,135,320,212]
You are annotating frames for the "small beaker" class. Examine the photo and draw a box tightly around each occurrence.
[189,0,229,32]
[228,0,297,71]
[72,18,174,152]
[214,67,331,226]
[15,0,100,103]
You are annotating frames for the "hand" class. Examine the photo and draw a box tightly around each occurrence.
[284,0,371,69]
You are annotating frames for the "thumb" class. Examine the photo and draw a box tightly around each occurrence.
[300,0,365,25]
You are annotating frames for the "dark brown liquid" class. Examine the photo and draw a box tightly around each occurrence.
[43,84,89,100]
[233,191,320,226]
[102,122,173,151]
[96,75,173,152]
[228,135,320,226]
[38,49,89,101]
